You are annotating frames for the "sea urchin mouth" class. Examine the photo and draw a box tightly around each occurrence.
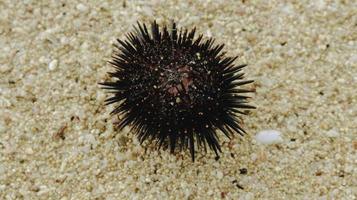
[100,21,255,161]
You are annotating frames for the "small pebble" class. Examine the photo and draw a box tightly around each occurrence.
[76,3,88,12]
[255,130,283,144]
[326,129,339,137]
[48,59,58,71]
[239,168,248,175]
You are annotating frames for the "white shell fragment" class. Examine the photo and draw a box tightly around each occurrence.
[255,130,283,144]
[48,59,58,71]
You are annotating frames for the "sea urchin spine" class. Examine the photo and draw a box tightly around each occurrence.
[100,21,255,161]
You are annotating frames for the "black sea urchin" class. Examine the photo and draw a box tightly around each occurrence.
[100,21,255,161]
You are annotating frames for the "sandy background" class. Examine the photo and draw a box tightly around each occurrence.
[0,0,356,199]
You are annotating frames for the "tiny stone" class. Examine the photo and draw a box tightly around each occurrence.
[338,170,345,177]
[239,168,248,175]
[255,130,283,144]
[315,171,323,176]
[176,97,181,103]
[236,183,244,190]
[326,129,339,137]
[48,59,58,71]
[76,3,88,12]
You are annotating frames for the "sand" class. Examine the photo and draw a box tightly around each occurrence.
[0,0,356,199]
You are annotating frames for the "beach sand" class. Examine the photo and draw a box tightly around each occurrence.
[0,0,356,199]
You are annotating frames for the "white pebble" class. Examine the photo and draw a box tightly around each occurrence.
[48,59,58,71]
[326,129,339,137]
[255,130,283,144]
[281,4,294,14]
[37,185,49,195]
[76,3,88,12]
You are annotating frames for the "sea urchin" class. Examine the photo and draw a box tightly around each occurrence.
[100,21,255,161]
